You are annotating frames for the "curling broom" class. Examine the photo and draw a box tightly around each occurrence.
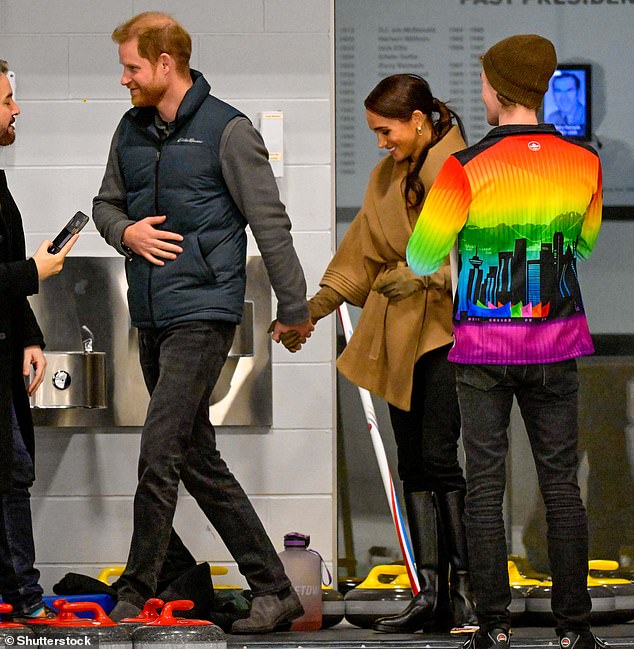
[337,303,420,595]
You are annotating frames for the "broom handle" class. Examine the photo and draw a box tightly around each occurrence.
[337,303,420,594]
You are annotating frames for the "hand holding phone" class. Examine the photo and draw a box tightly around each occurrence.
[48,210,89,254]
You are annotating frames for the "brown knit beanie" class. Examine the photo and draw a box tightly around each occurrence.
[481,34,557,108]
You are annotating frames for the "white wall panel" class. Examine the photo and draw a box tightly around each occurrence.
[69,36,130,101]
[32,432,141,497]
[172,495,333,561]
[131,0,265,34]
[6,167,105,230]
[291,231,332,295]
[217,429,333,495]
[266,496,333,560]
[278,165,332,232]
[264,0,329,33]
[3,0,133,33]
[0,36,69,99]
[198,35,329,99]
[31,496,134,563]
[33,427,332,498]
[7,101,128,167]
[272,364,332,430]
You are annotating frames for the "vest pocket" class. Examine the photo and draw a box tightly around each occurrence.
[188,234,217,285]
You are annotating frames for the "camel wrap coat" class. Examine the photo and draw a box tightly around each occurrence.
[321,125,465,411]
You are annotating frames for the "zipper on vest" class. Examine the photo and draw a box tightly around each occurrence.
[147,147,162,327]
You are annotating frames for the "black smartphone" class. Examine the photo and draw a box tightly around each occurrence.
[48,211,89,254]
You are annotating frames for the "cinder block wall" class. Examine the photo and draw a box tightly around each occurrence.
[0,0,335,592]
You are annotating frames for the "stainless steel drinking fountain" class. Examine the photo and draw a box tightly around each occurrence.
[28,256,271,428]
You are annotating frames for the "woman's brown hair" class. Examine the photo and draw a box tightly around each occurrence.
[364,74,466,209]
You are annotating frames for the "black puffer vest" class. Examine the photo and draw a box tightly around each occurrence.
[117,70,248,328]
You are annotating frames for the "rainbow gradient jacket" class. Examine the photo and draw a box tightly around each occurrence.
[406,124,602,365]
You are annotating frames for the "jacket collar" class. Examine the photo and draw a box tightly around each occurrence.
[173,69,210,125]
[483,123,560,139]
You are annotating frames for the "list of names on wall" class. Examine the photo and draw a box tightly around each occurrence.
[336,0,634,209]
[335,7,493,207]
[336,26,357,178]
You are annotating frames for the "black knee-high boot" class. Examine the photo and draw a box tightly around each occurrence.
[372,491,438,633]
[436,490,478,630]
[432,495,454,632]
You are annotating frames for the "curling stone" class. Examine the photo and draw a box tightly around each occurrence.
[27,598,78,626]
[338,577,363,596]
[119,598,164,630]
[321,587,345,628]
[589,559,634,623]
[0,603,35,645]
[34,601,132,648]
[344,564,412,628]
[508,554,549,581]
[43,594,115,616]
[97,565,231,585]
[98,565,126,585]
[524,575,615,625]
[131,600,225,649]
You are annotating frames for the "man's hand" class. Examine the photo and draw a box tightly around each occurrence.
[23,345,47,397]
[32,234,79,281]
[268,318,314,353]
[122,215,184,266]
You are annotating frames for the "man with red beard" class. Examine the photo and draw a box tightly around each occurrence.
[93,12,312,632]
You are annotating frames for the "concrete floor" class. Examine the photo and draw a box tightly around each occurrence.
[225,622,634,649]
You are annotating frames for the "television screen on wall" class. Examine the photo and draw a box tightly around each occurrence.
[543,64,592,141]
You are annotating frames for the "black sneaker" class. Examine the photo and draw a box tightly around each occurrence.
[463,628,511,649]
[560,631,608,649]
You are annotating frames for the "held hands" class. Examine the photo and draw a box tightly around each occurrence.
[372,264,424,302]
[32,234,79,281]
[23,345,46,397]
[122,215,184,266]
[268,318,314,353]
[274,287,345,352]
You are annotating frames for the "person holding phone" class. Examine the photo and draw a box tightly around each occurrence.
[0,58,78,622]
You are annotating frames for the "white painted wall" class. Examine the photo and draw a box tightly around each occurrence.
[0,0,335,593]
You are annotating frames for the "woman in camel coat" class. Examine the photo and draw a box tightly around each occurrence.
[297,75,476,633]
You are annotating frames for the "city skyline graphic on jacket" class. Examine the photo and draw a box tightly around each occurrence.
[456,211,585,323]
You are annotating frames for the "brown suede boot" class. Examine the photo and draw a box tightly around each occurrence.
[231,587,304,634]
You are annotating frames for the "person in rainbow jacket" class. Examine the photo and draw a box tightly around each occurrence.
[406,34,605,649]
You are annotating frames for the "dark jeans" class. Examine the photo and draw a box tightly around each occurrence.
[388,344,465,494]
[117,320,291,606]
[0,405,43,614]
[456,360,591,635]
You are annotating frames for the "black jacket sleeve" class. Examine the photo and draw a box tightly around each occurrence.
[0,257,39,299]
